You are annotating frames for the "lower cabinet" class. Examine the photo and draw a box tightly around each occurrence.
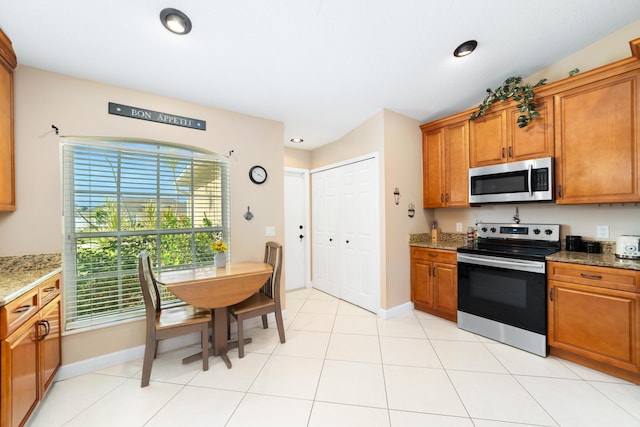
[410,247,457,321]
[0,274,61,427]
[547,262,640,384]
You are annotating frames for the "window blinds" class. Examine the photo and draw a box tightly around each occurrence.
[61,137,230,331]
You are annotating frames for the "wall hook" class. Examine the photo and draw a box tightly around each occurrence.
[243,206,254,221]
[51,124,59,135]
[228,149,234,156]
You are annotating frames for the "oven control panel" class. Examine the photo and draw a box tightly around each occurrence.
[477,223,560,242]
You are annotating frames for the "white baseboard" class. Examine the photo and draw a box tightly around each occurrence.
[377,301,414,320]
[56,311,286,381]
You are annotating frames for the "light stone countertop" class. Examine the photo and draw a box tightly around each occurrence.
[0,254,62,306]
[546,251,640,271]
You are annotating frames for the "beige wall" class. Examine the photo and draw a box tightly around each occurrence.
[306,109,429,310]
[1,66,285,363]
[284,147,311,169]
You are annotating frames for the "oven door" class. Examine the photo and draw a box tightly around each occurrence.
[457,253,547,335]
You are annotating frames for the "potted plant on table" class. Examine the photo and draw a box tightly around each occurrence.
[212,239,228,268]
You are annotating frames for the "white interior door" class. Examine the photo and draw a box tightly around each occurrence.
[284,169,309,291]
[339,158,379,312]
[311,155,380,313]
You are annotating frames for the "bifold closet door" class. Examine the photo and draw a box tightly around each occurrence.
[311,157,380,313]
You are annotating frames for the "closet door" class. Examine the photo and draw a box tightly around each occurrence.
[339,159,379,313]
[311,156,380,313]
[311,168,341,297]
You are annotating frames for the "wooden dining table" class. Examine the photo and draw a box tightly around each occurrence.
[158,262,273,368]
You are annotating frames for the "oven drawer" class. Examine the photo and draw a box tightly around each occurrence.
[547,262,640,293]
[411,247,456,264]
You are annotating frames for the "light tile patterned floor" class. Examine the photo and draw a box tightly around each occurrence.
[27,288,640,427]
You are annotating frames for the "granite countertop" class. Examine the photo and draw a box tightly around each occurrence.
[546,251,640,271]
[409,232,466,251]
[0,254,62,306]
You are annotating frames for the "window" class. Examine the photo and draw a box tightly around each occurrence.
[61,137,230,331]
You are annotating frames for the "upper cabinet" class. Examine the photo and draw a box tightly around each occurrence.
[0,28,16,212]
[469,97,554,168]
[554,71,639,204]
[420,113,469,208]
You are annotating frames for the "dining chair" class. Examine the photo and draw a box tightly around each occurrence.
[228,241,286,358]
[137,250,211,387]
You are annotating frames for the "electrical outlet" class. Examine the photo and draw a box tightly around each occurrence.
[456,222,463,232]
[596,225,609,239]
[265,226,276,237]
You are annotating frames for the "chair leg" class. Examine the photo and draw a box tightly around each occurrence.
[201,323,209,371]
[237,316,245,358]
[275,310,286,344]
[261,314,268,329]
[141,334,157,387]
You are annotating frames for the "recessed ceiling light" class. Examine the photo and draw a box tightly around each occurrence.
[160,8,192,35]
[453,40,478,57]
[290,138,304,143]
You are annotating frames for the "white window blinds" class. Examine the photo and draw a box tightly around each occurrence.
[61,137,230,331]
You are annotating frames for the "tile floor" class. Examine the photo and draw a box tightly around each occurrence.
[27,288,640,427]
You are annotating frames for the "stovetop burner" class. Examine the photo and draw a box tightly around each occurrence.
[457,223,561,261]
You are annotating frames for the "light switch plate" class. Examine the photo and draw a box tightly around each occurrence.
[265,226,276,237]
[596,225,609,239]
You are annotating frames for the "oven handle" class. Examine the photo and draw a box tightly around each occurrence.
[528,164,533,197]
[457,253,545,273]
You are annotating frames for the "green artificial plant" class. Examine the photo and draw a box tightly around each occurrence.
[470,76,547,128]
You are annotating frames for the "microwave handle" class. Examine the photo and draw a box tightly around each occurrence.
[528,164,533,197]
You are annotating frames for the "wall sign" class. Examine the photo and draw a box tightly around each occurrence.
[108,102,206,131]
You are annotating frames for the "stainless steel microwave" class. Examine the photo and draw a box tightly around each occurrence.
[468,157,553,204]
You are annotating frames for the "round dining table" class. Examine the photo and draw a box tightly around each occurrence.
[158,262,273,368]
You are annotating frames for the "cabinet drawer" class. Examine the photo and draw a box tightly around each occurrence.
[39,274,61,307]
[548,262,640,292]
[0,287,39,340]
[411,247,457,264]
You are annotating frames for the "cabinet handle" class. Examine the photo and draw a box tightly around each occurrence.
[440,194,444,203]
[580,273,602,280]
[37,320,50,341]
[549,287,554,301]
[429,253,437,257]
[501,147,505,158]
[445,193,449,202]
[43,286,57,293]
[432,267,436,277]
[557,185,562,198]
[508,146,513,158]
[14,305,33,313]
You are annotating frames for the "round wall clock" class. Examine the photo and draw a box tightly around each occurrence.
[249,165,267,184]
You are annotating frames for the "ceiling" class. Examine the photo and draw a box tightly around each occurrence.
[2,1,640,150]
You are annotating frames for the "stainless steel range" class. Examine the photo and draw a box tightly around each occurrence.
[457,223,560,357]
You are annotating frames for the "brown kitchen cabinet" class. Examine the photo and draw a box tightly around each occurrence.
[0,28,17,211]
[410,247,457,321]
[553,71,640,204]
[547,262,640,384]
[420,113,469,208]
[469,97,554,168]
[0,273,61,427]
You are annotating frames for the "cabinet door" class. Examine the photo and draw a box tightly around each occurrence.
[422,128,444,208]
[469,109,507,167]
[433,262,457,320]
[508,97,554,162]
[548,280,638,371]
[444,120,469,207]
[1,319,38,427]
[555,72,640,204]
[411,259,433,308]
[0,59,14,211]
[39,296,61,397]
